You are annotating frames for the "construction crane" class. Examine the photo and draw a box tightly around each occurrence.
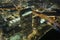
[32,11,55,24]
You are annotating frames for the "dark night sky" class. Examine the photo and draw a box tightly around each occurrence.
[40,29,60,40]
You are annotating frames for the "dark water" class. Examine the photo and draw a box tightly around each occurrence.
[40,29,60,40]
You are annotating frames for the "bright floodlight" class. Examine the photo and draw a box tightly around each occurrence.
[40,19,45,23]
